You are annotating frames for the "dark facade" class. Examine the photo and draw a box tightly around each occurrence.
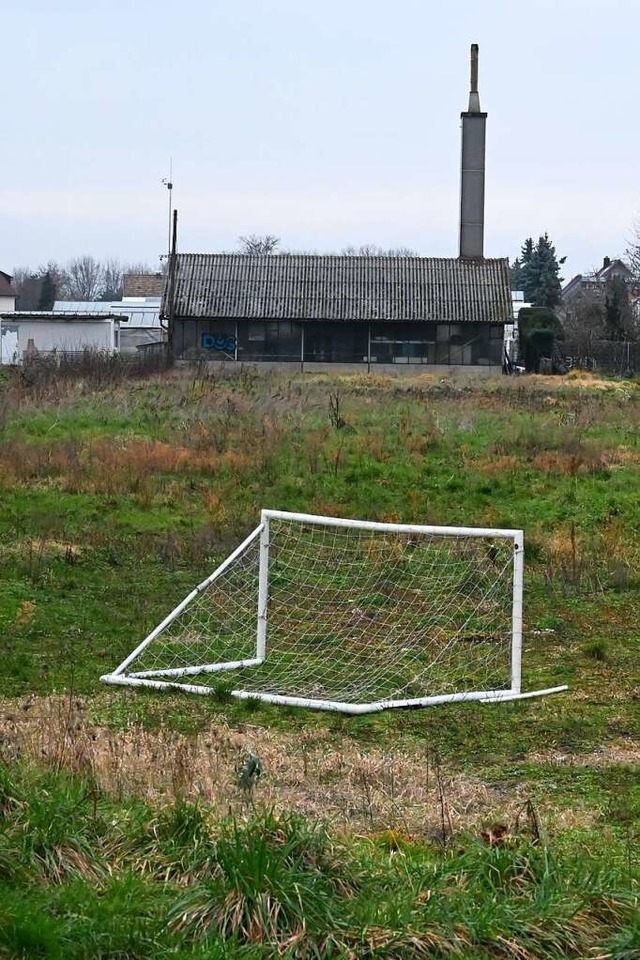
[166,254,511,368]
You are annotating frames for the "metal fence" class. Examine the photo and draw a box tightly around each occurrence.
[557,339,638,376]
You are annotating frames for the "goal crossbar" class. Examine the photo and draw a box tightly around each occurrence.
[101,510,567,711]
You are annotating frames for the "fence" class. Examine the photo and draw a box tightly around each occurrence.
[557,339,638,376]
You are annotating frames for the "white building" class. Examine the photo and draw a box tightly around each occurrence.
[504,291,532,364]
[0,312,123,364]
[53,297,164,353]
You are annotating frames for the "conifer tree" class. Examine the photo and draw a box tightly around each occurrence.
[36,271,56,310]
[513,234,565,308]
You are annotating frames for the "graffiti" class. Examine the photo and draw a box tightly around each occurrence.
[201,333,237,353]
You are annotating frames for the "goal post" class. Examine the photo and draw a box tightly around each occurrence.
[101,510,566,712]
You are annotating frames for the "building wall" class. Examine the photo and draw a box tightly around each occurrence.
[0,296,16,314]
[120,327,165,353]
[176,359,503,377]
[173,319,504,367]
[0,319,116,364]
[123,274,165,297]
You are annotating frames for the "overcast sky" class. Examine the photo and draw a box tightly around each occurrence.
[3,0,638,280]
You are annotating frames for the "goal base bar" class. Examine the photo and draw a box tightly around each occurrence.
[480,685,568,703]
[125,658,264,680]
[98,676,567,714]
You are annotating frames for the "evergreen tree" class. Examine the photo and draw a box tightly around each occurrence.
[509,257,524,291]
[36,271,56,310]
[514,234,565,308]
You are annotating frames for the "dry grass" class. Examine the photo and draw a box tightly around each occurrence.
[0,436,217,491]
[0,695,619,839]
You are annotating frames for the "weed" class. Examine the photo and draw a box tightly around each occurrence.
[584,639,609,662]
[170,810,355,946]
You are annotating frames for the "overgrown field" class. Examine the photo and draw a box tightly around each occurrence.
[0,361,638,957]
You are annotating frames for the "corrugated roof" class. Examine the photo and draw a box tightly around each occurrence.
[54,300,161,328]
[168,255,512,324]
[1,312,123,321]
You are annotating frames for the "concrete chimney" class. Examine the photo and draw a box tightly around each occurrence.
[459,43,487,259]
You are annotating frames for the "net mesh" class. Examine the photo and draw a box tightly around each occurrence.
[120,515,517,706]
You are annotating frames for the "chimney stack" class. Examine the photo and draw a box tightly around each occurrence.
[459,43,487,259]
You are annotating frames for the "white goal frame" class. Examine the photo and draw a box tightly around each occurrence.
[101,510,567,713]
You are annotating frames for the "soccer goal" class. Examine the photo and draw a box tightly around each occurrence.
[101,510,567,713]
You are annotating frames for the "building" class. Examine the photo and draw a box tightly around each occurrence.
[0,272,17,314]
[503,291,533,366]
[123,273,165,298]
[164,45,512,372]
[562,257,635,303]
[0,312,124,364]
[53,297,164,353]
[168,255,509,369]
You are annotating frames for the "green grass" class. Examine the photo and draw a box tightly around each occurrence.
[0,764,637,959]
[0,364,638,955]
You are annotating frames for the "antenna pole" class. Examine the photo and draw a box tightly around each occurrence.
[161,160,173,261]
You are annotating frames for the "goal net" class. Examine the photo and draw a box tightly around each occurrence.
[101,510,566,713]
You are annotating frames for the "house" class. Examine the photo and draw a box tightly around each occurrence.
[163,44,512,373]
[53,297,164,353]
[0,312,124,365]
[0,272,17,314]
[561,256,640,336]
[562,256,635,303]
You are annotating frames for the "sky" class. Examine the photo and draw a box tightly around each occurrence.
[3,0,639,281]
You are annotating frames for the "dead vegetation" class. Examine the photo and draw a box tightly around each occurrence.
[0,694,623,839]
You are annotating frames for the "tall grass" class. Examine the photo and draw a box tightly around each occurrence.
[0,763,637,958]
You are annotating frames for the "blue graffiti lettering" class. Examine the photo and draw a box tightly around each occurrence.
[201,333,237,353]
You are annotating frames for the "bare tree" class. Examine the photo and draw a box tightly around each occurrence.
[99,259,125,301]
[237,234,280,255]
[101,259,157,301]
[626,218,640,279]
[561,291,606,356]
[341,244,418,256]
[63,256,104,300]
[11,267,39,310]
[12,262,64,310]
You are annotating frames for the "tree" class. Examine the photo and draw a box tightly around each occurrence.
[513,234,566,308]
[99,259,125,301]
[12,262,63,310]
[509,257,524,291]
[604,275,635,340]
[341,244,418,256]
[63,256,104,300]
[561,291,605,357]
[12,267,40,310]
[238,235,280,255]
[626,219,640,279]
[517,306,563,372]
[36,271,57,310]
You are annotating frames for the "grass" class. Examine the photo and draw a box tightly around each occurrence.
[0,763,637,959]
[0,360,638,955]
